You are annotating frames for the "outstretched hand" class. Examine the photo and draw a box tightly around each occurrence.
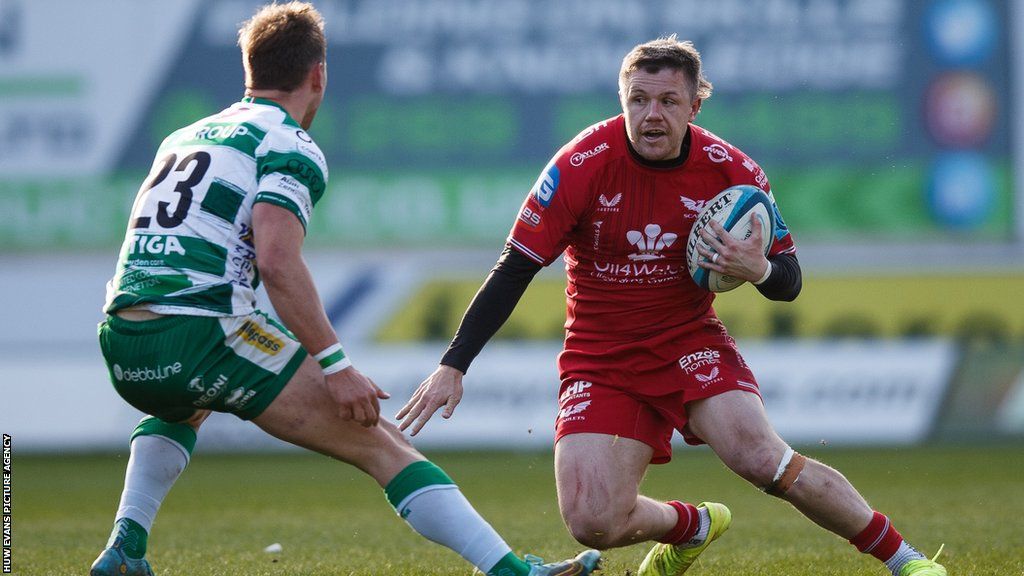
[396,365,465,436]
[696,219,770,283]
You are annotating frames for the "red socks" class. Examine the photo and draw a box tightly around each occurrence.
[658,501,700,545]
[850,511,904,561]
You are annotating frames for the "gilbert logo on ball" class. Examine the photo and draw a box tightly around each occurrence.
[686,185,775,293]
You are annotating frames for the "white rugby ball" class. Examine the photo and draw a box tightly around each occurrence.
[687,185,775,293]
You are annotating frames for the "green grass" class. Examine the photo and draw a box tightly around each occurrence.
[11,445,1024,575]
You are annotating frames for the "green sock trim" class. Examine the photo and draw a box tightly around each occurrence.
[487,552,531,576]
[131,416,197,455]
[383,460,455,509]
[106,517,148,559]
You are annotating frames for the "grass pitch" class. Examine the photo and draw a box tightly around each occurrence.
[12,445,1023,575]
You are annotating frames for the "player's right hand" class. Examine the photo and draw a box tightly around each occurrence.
[396,364,465,436]
[327,367,390,427]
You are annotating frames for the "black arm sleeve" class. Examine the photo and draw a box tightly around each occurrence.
[754,252,802,302]
[440,246,543,373]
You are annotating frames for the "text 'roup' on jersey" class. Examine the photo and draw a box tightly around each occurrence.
[508,115,795,342]
[104,97,328,317]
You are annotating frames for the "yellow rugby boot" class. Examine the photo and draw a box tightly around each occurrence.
[638,502,731,576]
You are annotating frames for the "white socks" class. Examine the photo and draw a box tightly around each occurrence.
[885,542,927,575]
[115,434,190,531]
[395,484,513,573]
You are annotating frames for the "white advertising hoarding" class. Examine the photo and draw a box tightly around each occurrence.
[1,340,954,452]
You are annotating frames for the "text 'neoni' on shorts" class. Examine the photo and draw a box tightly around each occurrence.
[98,310,306,422]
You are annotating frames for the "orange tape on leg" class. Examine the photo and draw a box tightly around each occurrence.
[765,451,806,496]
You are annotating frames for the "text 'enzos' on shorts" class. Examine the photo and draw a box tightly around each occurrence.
[98,310,306,423]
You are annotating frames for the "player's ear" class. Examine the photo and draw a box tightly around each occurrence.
[689,98,702,121]
[309,60,326,94]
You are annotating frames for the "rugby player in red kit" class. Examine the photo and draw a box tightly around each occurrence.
[399,36,947,576]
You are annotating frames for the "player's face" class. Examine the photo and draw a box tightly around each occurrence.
[621,68,700,162]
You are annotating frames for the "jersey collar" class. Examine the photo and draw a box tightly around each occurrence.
[241,96,301,128]
[624,125,691,169]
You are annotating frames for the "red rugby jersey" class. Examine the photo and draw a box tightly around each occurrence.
[509,115,795,357]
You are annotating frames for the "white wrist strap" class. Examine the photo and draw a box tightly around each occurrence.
[314,343,352,375]
[753,260,773,285]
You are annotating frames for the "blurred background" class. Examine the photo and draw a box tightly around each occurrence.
[2,0,1023,452]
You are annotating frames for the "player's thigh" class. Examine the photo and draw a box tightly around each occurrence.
[554,432,652,516]
[686,389,788,477]
[252,356,421,484]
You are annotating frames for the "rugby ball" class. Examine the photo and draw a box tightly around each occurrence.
[687,185,775,293]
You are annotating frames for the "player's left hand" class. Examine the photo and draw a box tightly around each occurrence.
[696,219,770,283]
[396,364,465,436]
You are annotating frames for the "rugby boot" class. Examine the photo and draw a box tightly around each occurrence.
[898,545,947,576]
[89,546,155,576]
[525,549,602,575]
[637,502,731,576]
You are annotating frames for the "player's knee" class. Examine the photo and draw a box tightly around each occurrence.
[561,505,629,549]
[564,514,619,550]
[723,446,779,487]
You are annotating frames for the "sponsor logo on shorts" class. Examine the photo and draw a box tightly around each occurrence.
[678,348,721,374]
[695,367,720,383]
[223,386,256,410]
[112,362,182,383]
[236,320,283,355]
[558,400,592,422]
[192,374,229,408]
[560,380,592,402]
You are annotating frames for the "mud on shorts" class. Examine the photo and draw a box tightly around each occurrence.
[554,339,762,464]
[98,311,307,423]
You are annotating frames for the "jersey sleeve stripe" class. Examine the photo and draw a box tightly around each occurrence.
[257,151,326,205]
[508,238,547,265]
[254,192,308,230]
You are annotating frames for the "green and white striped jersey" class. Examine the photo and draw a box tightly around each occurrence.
[104,97,328,317]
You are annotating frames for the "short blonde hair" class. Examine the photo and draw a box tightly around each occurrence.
[238,1,326,92]
[619,35,713,101]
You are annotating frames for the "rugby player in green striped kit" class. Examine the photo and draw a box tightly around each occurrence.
[89,3,599,575]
